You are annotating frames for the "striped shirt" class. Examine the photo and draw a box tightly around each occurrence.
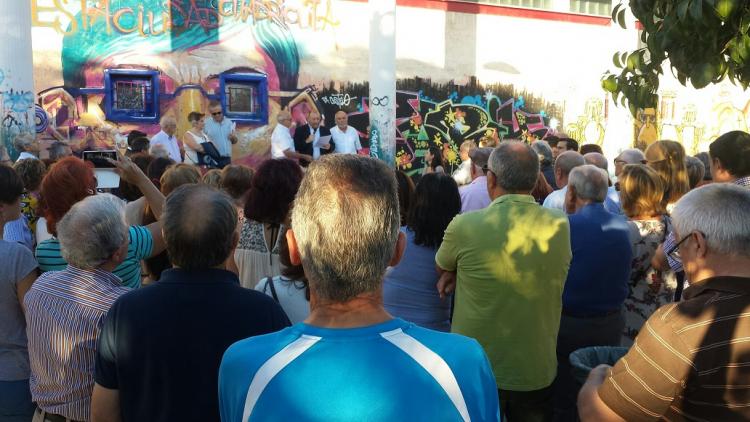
[24,266,129,421]
[599,276,750,421]
[36,225,153,289]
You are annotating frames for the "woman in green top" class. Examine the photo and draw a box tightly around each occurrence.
[35,156,166,288]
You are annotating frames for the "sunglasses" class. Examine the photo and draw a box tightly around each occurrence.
[212,111,223,116]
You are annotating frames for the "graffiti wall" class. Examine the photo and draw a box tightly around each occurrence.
[27,0,750,170]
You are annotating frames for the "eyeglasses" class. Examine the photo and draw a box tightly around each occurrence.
[212,111,222,116]
[666,231,706,262]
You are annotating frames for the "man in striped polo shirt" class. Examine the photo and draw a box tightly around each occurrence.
[578,183,750,421]
[219,155,500,421]
[25,195,130,422]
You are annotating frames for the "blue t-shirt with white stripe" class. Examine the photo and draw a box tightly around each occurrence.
[219,318,500,421]
[35,225,153,289]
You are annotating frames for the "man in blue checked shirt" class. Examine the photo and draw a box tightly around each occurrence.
[219,154,501,422]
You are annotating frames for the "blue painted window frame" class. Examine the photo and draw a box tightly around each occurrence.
[219,73,268,125]
[104,69,160,124]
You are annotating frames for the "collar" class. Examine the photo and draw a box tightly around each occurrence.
[734,176,750,188]
[158,268,241,285]
[575,202,606,215]
[489,193,537,206]
[683,276,750,300]
[65,265,123,288]
[469,175,487,185]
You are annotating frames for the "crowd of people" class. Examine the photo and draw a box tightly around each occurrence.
[1,113,749,421]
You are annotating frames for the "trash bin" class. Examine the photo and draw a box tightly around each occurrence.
[569,346,629,384]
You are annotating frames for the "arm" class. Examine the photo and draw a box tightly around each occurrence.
[435,218,460,298]
[182,132,205,153]
[283,149,313,163]
[651,244,670,271]
[16,269,38,311]
[112,155,166,220]
[577,365,625,422]
[91,383,121,422]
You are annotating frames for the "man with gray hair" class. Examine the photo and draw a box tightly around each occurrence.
[584,152,622,213]
[543,150,585,211]
[149,116,182,162]
[579,183,750,421]
[437,141,571,421]
[47,141,72,162]
[553,165,632,420]
[24,194,131,422]
[532,140,557,189]
[613,148,646,177]
[91,184,289,422]
[13,134,39,162]
[219,155,500,421]
[271,110,312,163]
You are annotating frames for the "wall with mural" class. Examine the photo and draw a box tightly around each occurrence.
[26,0,750,172]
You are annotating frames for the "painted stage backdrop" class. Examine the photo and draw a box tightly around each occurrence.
[22,0,750,173]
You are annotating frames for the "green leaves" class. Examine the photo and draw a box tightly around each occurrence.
[604,0,750,115]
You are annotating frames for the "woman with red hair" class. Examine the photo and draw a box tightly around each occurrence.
[35,156,166,288]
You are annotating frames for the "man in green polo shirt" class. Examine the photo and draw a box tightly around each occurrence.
[436,141,571,422]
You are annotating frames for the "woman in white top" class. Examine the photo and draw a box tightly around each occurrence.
[182,111,211,165]
[230,158,304,289]
[422,146,445,175]
[254,229,310,324]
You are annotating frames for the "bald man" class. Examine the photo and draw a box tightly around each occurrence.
[293,110,332,166]
[584,152,623,214]
[271,111,312,163]
[330,111,362,155]
[613,149,646,177]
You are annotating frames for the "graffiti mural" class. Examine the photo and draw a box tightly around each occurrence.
[1,68,35,160]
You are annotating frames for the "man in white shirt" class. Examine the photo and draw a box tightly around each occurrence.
[330,111,362,155]
[13,134,39,162]
[149,116,182,163]
[271,111,312,163]
[543,151,585,210]
[459,147,492,213]
[453,140,477,186]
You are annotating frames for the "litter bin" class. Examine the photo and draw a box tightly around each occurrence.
[569,346,629,384]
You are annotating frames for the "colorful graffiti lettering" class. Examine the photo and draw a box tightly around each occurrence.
[320,93,357,107]
[32,0,339,36]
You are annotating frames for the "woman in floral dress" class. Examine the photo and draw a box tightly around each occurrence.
[619,164,678,345]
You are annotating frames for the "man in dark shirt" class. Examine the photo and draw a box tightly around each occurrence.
[292,110,332,167]
[554,164,632,421]
[90,185,290,422]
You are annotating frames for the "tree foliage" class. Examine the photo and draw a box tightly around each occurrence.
[603,0,750,115]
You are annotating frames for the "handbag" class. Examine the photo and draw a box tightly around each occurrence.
[198,141,221,168]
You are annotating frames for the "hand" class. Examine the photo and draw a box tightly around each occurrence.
[306,134,315,144]
[229,133,239,144]
[301,154,313,163]
[108,152,147,185]
[436,271,456,299]
[587,364,612,385]
[320,143,331,150]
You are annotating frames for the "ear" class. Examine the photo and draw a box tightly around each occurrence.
[230,227,239,250]
[486,170,497,191]
[388,230,406,267]
[694,232,709,260]
[565,185,577,214]
[286,229,302,266]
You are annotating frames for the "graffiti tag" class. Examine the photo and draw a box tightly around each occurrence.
[320,93,357,107]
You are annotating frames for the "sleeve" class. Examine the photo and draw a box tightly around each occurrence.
[435,217,461,272]
[129,226,154,260]
[662,231,684,272]
[597,305,694,420]
[355,132,362,151]
[11,244,38,283]
[94,302,121,389]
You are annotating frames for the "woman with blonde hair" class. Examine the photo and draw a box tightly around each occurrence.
[160,164,201,196]
[644,140,689,211]
[619,164,677,345]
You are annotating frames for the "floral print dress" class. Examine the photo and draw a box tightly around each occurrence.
[622,217,677,346]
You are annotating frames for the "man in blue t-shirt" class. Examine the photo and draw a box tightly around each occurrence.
[219,155,500,421]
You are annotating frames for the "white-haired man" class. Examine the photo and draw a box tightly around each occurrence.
[453,140,478,186]
[554,165,632,420]
[149,116,182,162]
[330,111,362,154]
[612,148,646,178]
[271,111,312,163]
[13,134,39,162]
[578,183,750,421]
[584,152,622,213]
[25,195,130,422]
[219,155,500,421]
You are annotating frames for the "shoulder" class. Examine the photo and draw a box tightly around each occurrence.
[401,325,490,368]
[346,127,358,135]
[221,326,301,375]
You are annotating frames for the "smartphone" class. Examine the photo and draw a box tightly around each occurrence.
[83,150,117,168]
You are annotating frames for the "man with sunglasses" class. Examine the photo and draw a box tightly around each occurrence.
[578,183,750,421]
[204,100,238,168]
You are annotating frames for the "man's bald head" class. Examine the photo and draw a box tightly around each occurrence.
[488,141,540,193]
[335,111,348,130]
[554,151,585,187]
[308,111,321,129]
[163,184,238,270]
[584,152,608,171]
[614,148,646,177]
[277,111,292,128]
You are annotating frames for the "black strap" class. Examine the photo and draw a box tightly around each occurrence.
[265,276,280,303]
[674,271,685,302]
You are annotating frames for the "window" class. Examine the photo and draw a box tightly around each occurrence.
[219,73,268,125]
[470,0,612,16]
[103,69,160,123]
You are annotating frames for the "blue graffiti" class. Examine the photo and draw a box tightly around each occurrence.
[4,90,34,113]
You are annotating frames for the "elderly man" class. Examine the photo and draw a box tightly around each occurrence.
[584,152,622,213]
[331,110,362,154]
[219,155,500,421]
[204,100,238,168]
[554,165,632,421]
[532,140,557,189]
[293,110,332,165]
[24,195,130,422]
[453,140,478,186]
[271,111,312,163]
[91,185,289,422]
[459,147,493,213]
[13,134,39,162]
[578,183,750,421]
[149,116,182,162]
[543,151,585,210]
[436,141,571,421]
[613,148,646,178]
[47,141,72,162]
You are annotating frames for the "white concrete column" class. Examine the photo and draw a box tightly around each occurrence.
[0,0,35,160]
[368,0,396,165]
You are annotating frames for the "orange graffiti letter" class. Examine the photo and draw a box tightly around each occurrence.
[32,0,78,35]
[113,7,137,34]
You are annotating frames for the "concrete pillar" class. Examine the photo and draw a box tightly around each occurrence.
[368,0,396,165]
[0,0,35,161]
